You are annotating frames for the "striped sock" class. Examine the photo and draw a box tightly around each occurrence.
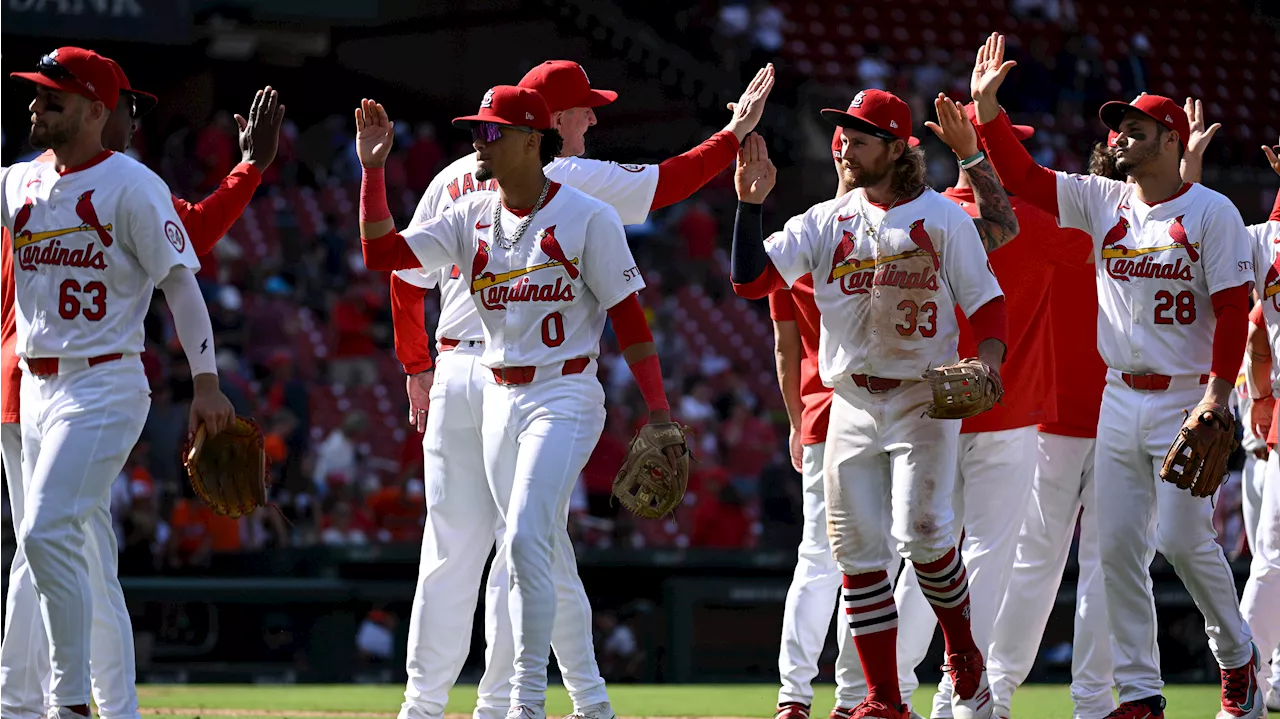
[912,547,977,655]
[843,571,901,706]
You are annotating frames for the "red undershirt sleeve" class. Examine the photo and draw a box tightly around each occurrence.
[966,296,1009,360]
[1210,284,1251,381]
[176,162,263,256]
[607,293,669,412]
[974,111,1060,218]
[733,264,787,300]
[390,274,433,373]
[652,131,740,211]
[1270,187,1280,222]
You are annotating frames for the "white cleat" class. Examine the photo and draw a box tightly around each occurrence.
[506,705,546,719]
[562,703,616,719]
[1267,685,1280,712]
[46,710,89,719]
[951,669,995,719]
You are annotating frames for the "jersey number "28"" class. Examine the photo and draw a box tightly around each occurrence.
[1153,290,1196,325]
[59,279,107,322]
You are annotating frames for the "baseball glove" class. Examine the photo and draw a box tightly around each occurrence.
[183,416,269,518]
[1161,403,1238,498]
[922,358,1004,420]
[612,422,691,519]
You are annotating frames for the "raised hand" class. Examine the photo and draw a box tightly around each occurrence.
[355,98,395,169]
[1183,97,1221,157]
[735,133,776,204]
[971,32,1017,122]
[724,64,777,142]
[1264,135,1280,177]
[237,86,286,171]
[925,94,980,159]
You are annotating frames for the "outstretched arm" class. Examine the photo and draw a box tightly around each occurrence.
[730,134,786,298]
[926,94,1019,252]
[1179,97,1220,185]
[356,99,443,272]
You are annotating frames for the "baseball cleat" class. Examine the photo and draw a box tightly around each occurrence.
[775,703,811,719]
[45,710,90,719]
[1218,643,1264,718]
[826,706,849,719]
[562,703,615,719]
[1103,696,1165,718]
[1266,685,1280,712]
[942,649,993,719]
[506,706,545,719]
[846,699,910,719]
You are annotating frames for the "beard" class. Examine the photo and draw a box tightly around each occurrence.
[1114,142,1157,175]
[475,166,493,182]
[844,161,891,189]
[29,113,80,150]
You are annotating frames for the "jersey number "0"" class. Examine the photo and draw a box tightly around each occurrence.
[541,312,565,347]
[59,279,107,322]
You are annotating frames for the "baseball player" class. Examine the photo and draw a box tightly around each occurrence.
[731,88,1009,719]
[0,54,283,719]
[356,87,678,719]
[387,62,774,719]
[0,48,235,719]
[980,132,1124,719]
[768,129,863,719]
[971,32,1263,719]
[888,94,1090,719]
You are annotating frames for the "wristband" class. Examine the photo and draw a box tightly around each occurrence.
[959,151,986,170]
[360,167,391,223]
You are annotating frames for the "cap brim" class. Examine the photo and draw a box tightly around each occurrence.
[583,88,617,107]
[125,89,158,117]
[1098,101,1146,132]
[1010,124,1035,140]
[451,113,520,129]
[10,71,80,96]
[821,108,920,147]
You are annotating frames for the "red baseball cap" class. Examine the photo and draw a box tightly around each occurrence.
[832,127,843,158]
[821,89,919,147]
[963,103,1034,141]
[11,47,120,111]
[1107,130,1120,148]
[1099,93,1190,147]
[103,57,158,117]
[518,60,617,114]
[453,86,552,131]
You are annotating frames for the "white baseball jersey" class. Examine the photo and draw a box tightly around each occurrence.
[393,154,659,343]
[1249,217,1280,393]
[765,188,1003,384]
[398,183,644,368]
[1055,174,1254,376]
[1,153,198,359]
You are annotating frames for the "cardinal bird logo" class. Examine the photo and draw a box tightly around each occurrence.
[908,219,940,271]
[13,199,33,237]
[1102,217,1130,252]
[75,190,113,247]
[538,226,580,280]
[1168,215,1198,262]
[1265,255,1280,310]
[472,239,492,282]
[828,230,858,283]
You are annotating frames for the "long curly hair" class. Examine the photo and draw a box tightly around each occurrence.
[889,143,927,200]
[1088,141,1124,181]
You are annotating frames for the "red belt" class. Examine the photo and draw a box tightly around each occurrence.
[439,338,483,352]
[492,357,591,386]
[26,353,123,378]
[1120,372,1210,391]
[851,374,902,394]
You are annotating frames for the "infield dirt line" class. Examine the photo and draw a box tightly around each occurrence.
[139,710,755,719]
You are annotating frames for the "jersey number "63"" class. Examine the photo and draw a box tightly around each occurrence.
[59,279,107,322]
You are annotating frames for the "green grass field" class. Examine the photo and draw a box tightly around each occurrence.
[134,683,1226,719]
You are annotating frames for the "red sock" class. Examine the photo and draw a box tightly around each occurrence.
[843,571,902,706]
[912,547,977,655]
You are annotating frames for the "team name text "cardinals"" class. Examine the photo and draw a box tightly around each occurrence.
[480,276,576,311]
[1105,256,1194,283]
[839,262,940,296]
[18,239,108,272]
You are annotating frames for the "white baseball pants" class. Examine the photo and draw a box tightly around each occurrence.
[1243,453,1268,555]
[398,345,606,719]
[894,426,1038,718]
[1095,372,1253,702]
[0,360,149,709]
[986,432,1116,719]
[823,378,959,575]
[481,370,607,709]
[1241,451,1280,693]
[778,441,863,709]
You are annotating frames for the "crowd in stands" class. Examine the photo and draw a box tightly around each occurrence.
[2,0,1271,574]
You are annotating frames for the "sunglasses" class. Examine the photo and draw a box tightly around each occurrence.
[37,54,77,82]
[471,122,536,144]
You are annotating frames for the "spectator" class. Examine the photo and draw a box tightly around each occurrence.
[329,288,380,387]
[321,500,370,545]
[355,609,398,666]
[595,609,643,682]
[118,479,166,576]
[366,478,426,543]
[166,493,214,569]
[720,402,776,485]
[690,479,752,549]
[679,379,716,424]
[312,412,367,491]
[407,122,444,193]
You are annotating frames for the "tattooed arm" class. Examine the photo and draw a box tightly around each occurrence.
[964,157,1019,253]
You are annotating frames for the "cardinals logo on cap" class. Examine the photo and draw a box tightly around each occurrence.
[480,89,495,108]
[850,91,866,109]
